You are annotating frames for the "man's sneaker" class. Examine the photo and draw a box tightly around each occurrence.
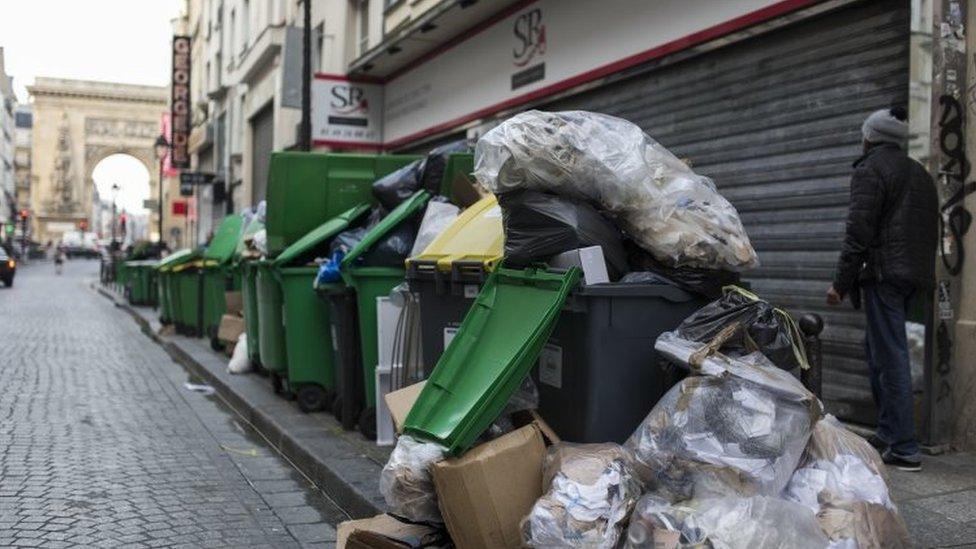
[882,449,922,472]
[866,434,887,451]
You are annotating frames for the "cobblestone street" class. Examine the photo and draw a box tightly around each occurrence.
[0,260,343,548]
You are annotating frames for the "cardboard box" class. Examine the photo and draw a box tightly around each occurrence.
[431,419,554,549]
[217,314,245,344]
[549,246,610,285]
[384,381,427,434]
[225,291,244,315]
[337,513,445,549]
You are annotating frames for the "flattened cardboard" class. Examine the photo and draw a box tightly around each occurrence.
[225,291,244,315]
[431,423,547,549]
[337,514,442,549]
[385,381,427,434]
[217,314,245,343]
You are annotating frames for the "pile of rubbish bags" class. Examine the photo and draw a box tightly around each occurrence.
[474,110,759,273]
[371,111,909,548]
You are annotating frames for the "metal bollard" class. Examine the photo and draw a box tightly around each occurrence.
[799,313,824,398]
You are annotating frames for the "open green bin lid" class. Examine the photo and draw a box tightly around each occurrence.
[340,190,431,275]
[204,214,245,265]
[156,248,198,271]
[403,266,581,455]
[272,204,371,268]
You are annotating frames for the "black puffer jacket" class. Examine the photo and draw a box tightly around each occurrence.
[833,143,938,300]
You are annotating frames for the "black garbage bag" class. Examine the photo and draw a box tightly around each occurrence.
[419,140,473,195]
[674,289,806,370]
[360,219,418,268]
[330,227,368,256]
[498,189,628,276]
[373,160,423,210]
[625,240,740,299]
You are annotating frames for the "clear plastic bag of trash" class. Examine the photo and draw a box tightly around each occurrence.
[483,376,541,440]
[672,286,808,371]
[521,443,642,549]
[252,228,268,256]
[624,494,827,549]
[498,189,628,276]
[409,200,460,257]
[474,110,758,271]
[783,416,911,547]
[379,435,447,523]
[629,333,820,501]
[373,160,423,211]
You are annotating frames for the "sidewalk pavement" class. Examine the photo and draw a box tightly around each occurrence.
[96,283,976,547]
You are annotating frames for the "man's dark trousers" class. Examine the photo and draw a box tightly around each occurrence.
[863,281,920,458]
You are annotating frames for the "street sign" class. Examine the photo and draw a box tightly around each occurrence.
[143,199,159,210]
[180,171,216,186]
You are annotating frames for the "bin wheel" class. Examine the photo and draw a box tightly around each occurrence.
[210,336,223,352]
[270,372,284,395]
[297,386,330,414]
[358,407,377,441]
[331,395,343,422]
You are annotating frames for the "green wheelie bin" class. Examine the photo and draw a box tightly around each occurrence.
[172,259,204,336]
[200,215,245,349]
[339,190,433,438]
[256,259,288,393]
[125,260,160,307]
[273,205,371,413]
[156,249,196,325]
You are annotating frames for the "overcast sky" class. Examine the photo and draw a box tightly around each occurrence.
[1,0,183,216]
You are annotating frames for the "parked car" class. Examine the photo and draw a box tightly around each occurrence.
[0,248,16,287]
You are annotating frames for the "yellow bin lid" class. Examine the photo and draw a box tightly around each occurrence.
[406,194,503,274]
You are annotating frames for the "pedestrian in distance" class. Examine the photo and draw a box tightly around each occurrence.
[826,107,938,472]
[54,244,66,275]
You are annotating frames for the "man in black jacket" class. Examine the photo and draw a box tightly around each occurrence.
[827,107,938,471]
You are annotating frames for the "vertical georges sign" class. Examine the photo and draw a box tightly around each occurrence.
[311,75,383,149]
[170,36,191,168]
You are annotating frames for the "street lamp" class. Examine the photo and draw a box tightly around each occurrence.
[154,134,169,246]
[111,183,120,247]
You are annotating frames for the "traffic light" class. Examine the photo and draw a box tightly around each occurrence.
[18,209,28,220]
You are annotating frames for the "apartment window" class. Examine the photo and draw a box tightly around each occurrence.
[241,0,250,53]
[313,23,324,72]
[205,61,211,94]
[229,8,236,61]
[215,52,223,86]
[358,0,370,56]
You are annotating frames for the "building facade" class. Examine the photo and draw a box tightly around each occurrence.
[13,105,32,244]
[0,48,16,237]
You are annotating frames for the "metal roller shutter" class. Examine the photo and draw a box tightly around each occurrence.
[542,0,910,423]
[250,104,274,207]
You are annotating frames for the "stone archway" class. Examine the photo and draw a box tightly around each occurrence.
[28,78,167,243]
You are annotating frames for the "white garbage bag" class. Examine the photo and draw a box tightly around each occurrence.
[379,435,447,523]
[227,333,251,374]
[474,110,758,271]
[627,333,820,501]
[521,443,642,549]
[409,201,460,257]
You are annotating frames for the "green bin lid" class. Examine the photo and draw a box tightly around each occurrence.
[341,191,431,270]
[273,204,371,268]
[403,266,581,455]
[203,214,244,264]
[156,248,197,271]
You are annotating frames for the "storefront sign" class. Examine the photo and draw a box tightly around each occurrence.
[382,0,796,146]
[311,75,384,149]
[172,201,188,216]
[170,35,191,168]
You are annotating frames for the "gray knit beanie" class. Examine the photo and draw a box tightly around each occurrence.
[862,108,908,145]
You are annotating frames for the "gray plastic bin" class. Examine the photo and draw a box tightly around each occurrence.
[532,283,709,443]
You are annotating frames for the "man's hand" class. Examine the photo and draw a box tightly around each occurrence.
[826,285,842,306]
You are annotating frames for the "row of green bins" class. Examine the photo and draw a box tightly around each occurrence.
[404,266,582,455]
[200,215,245,349]
[274,205,371,413]
[257,152,423,396]
[405,195,504,374]
[336,190,433,437]
[156,249,196,325]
